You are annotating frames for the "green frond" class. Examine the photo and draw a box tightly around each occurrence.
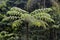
[32,20,42,27]
[0,14,7,21]
[0,14,4,19]
[52,25,59,28]
[31,12,54,22]
[7,7,29,17]
[10,7,29,14]
[43,8,53,12]
[31,8,52,15]
[32,20,48,28]
[2,16,19,22]
[0,2,6,8]
[33,13,51,18]
[0,31,15,39]
[12,20,22,30]
[7,11,22,16]
[0,0,8,8]
[40,16,54,22]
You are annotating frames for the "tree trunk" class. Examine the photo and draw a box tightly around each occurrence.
[26,23,29,40]
[44,0,46,8]
[49,28,57,40]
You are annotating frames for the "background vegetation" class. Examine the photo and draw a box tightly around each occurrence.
[0,0,60,40]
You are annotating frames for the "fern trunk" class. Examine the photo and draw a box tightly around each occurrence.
[49,28,57,40]
[26,23,29,40]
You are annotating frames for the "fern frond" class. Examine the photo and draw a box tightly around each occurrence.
[32,20,48,28]
[10,7,29,14]
[7,11,22,16]
[41,16,54,22]
[33,13,51,18]
[12,20,22,29]
[0,14,4,19]
[31,8,52,15]
[0,14,7,21]
[31,12,54,22]
[2,16,19,22]
[52,25,59,28]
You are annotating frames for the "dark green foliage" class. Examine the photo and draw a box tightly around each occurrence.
[0,0,60,40]
[0,0,54,13]
[0,7,55,40]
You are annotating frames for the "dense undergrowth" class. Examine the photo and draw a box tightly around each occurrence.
[0,0,60,40]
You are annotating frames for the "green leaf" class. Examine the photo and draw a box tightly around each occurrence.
[12,20,22,30]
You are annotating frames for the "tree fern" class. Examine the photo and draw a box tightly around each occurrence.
[2,7,54,29]
[20,13,48,28]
